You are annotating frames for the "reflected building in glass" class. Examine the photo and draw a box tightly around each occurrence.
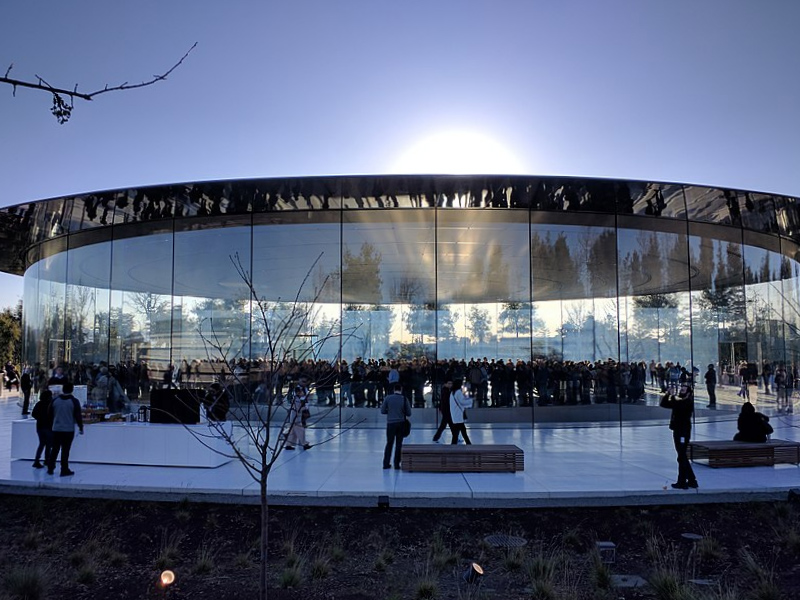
[2,175,799,426]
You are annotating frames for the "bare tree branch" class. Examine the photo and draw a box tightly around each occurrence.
[1,43,197,122]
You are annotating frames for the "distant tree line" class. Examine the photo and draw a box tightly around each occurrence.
[0,301,22,365]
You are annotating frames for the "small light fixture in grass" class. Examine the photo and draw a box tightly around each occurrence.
[160,570,175,589]
[463,562,484,585]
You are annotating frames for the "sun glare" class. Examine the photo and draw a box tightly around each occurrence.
[390,130,525,175]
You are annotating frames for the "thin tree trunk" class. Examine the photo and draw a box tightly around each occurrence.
[260,476,268,600]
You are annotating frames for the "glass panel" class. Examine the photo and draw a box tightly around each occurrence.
[438,210,532,401]
[684,186,742,226]
[65,242,111,368]
[249,178,324,212]
[252,212,341,378]
[531,221,619,414]
[172,221,253,386]
[782,242,800,415]
[531,178,622,213]
[37,251,68,367]
[22,259,40,368]
[342,209,433,366]
[617,228,691,416]
[743,244,785,403]
[741,193,778,234]
[775,195,800,241]
[110,231,174,388]
[628,182,687,219]
[688,231,746,413]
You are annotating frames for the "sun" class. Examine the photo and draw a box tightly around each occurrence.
[390,130,525,175]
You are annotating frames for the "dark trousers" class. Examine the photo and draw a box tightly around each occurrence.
[673,431,696,485]
[432,414,452,442]
[706,384,716,406]
[22,388,32,414]
[49,431,76,473]
[449,422,471,444]
[34,428,52,463]
[383,421,404,468]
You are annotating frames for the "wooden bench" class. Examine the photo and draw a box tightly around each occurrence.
[401,444,524,473]
[688,439,800,468]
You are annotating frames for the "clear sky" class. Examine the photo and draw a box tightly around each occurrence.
[1,0,799,309]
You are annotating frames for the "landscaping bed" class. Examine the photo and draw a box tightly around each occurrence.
[1,494,799,599]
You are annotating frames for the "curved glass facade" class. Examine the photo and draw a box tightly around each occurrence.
[6,175,800,427]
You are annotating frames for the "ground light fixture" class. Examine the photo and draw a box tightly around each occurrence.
[463,562,484,584]
[160,569,175,589]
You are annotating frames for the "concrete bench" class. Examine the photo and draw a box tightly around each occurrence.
[401,444,524,473]
[688,439,800,468]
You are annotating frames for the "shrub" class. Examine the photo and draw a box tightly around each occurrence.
[695,534,725,562]
[503,546,525,572]
[739,548,781,600]
[3,564,47,600]
[310,556,331,580]
[233,551,252,568]
[193,543,216,575]
[329,543,346,563]
[648,569,689,600]
[105,549,128,567]
[155,529,183,570]
[279,564,302,588]
[530,579,556,600]
[415,579,438,600]
[22,529,41,550]
[75,562,97,585]
[526,549,560,586]
[590,551,613,591]
[68,549,89,568]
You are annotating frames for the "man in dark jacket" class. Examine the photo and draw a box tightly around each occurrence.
[660,383,698,490]
[47,382,84,476]
[734,402,773,443]
[705,364,717,409]
[31,389,54,468]
[381,383,411,470]
[432,379,454,443]
[20,368,33,415]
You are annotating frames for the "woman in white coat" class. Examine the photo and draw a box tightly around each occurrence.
[448,379,472,445]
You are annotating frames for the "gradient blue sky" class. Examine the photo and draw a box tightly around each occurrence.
[1,1,799,309]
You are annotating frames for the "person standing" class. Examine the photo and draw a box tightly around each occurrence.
[20,368,33,415]
[449,379,472,445]
[660,383,698,490]
[432,379,453,443]
[285,375,312,450]
[775,363,789,413]
[705,364,717,409]
[47,365,69,388]
[381,382,411,469]
[31,389,54,469]
[47,382,84,476]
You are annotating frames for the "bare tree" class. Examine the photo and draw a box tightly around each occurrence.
[169,252,360,600]
[2,43,196,123]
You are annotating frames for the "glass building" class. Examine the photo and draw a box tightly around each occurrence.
[2,175,799,427]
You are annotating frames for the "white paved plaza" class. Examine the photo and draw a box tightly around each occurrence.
[1,390,798,507]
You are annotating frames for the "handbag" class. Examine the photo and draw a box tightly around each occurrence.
[463,409,468,421]
[402,417,411,438]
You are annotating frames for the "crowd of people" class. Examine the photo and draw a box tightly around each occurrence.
[12,354,800,419]
[10,354,791,475]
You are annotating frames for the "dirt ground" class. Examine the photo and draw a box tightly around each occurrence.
[1,493,799,599]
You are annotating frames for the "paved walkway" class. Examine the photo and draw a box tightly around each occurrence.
[1,391,798,508]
